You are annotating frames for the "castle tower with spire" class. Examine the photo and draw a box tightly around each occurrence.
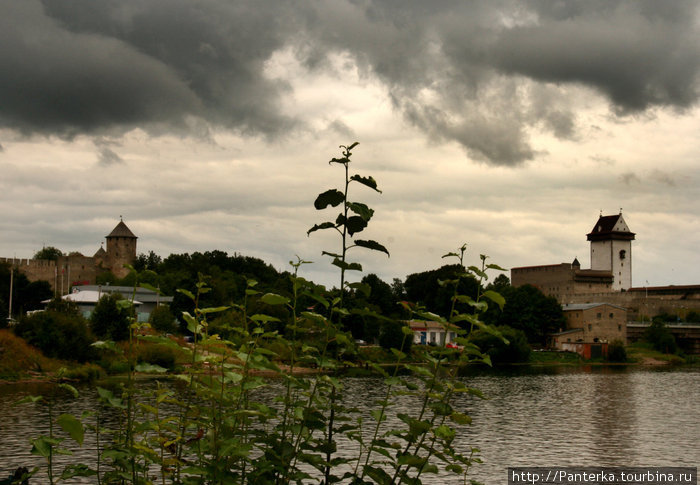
[587,212,635,291]
[105,218,138,279]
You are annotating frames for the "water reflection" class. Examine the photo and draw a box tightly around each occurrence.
[1,366,698,484]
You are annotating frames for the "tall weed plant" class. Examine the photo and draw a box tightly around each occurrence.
[15,143,506,484]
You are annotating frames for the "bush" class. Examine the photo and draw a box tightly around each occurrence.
[378,320,412,353]
[470,325,531,364]
[644,319,678,354]
[91,293,131,341]
[607,339,627,362]
[13,311,96,362]
[148,305,178,333]
[136,343,177,371]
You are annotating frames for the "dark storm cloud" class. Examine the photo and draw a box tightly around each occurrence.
[1,0,699,166]
[0,0,298,138]
[491,1,700,112]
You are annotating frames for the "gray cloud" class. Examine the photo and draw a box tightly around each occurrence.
[619,172,641,185]
[0,1,698,166]
[650,170,676,187]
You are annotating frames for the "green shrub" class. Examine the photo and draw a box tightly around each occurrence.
[91,293,131,341]
[136,343,177,370]
[607,339,627,362]
[644,320,678,354]
[470,325,531,364]
[63,363,104,381]
[378,319,412,353]
[13,311,96,362]
[148,305,178,334]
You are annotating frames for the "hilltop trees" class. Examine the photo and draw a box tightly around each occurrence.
[33,246,63,261]
[14,297,95,362]
[484,283,565,346]
[91,293,131,341]
[404,264,480,319]
[0,262,53,325]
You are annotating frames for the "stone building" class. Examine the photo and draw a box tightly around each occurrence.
[510,259,613,303]
[549,303,627,358]
[554,303,627,344]
[1,219,138,294]
[510,212,700,322]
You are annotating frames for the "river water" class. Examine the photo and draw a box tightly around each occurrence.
[1,365,697,484]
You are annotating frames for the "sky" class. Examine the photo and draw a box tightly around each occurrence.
[1,0,699,289]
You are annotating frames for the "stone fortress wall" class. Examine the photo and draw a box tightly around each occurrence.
[2,220,137,295]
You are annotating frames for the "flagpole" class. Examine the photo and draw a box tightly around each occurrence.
[8,259,13,321]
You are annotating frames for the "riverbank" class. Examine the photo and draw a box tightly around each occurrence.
[2,329,695,384]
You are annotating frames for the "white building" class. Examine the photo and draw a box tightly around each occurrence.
[409,320,458,346]
[587,212,635,291]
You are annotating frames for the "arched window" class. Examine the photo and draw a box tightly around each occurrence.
[619,249,626,260]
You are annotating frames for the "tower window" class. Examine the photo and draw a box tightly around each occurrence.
[619,250,626,259]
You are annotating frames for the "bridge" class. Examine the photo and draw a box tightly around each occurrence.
[627,323,700,354]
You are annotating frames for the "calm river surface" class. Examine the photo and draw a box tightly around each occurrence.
[1,365,698,484]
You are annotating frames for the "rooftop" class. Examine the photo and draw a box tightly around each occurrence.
[107,220,137,239]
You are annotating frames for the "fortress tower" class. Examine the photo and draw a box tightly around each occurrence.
[587,212,635,291]
[105,218,137,279]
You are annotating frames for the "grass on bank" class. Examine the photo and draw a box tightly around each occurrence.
[527,350,583,365]
[0,329,61,379]
[625,341,688,365]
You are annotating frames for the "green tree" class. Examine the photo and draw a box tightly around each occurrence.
[0,262,53,324]
[33,246,63,261]
[46,296,81,316]
[133,250,163,272]
[14,310,95,362]
[378,319,412,352]
[404,264,480,319]
[686,310,700,323]
[470,325,531,364]
[148,305,178,334]
[607,339,627,362]
[485,284,565,346]
[91,293,131,341]
[488,273,511,291]
[644,319,677,354]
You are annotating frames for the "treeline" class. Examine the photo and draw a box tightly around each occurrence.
[123,252,568,362]
[3,249,567,364]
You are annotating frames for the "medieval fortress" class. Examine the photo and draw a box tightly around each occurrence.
[1,219,137,293]
[3,214,699,321]
[511,212,700,320]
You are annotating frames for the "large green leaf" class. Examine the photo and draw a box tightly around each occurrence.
[260,293,290,305]
[250,314,281,323]
[31,436,62,458]
[346,281,371,297]
[350,174,382,192]
[331,258,362,271]
[135,363,168,373]
[352,239,390,256]
[177,288,195,301]
[481,290,506,310]
[61,464,97,480]
[346,201,374,221]
[200,306,230,314]
[307,222,337,235]
[13,395,43,406]
[57,413,84,446]
[58,383,79,399]
[314,189,345,209]
[345,216,367,236]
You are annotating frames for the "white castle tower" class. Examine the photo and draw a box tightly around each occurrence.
[587,212,635,291]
